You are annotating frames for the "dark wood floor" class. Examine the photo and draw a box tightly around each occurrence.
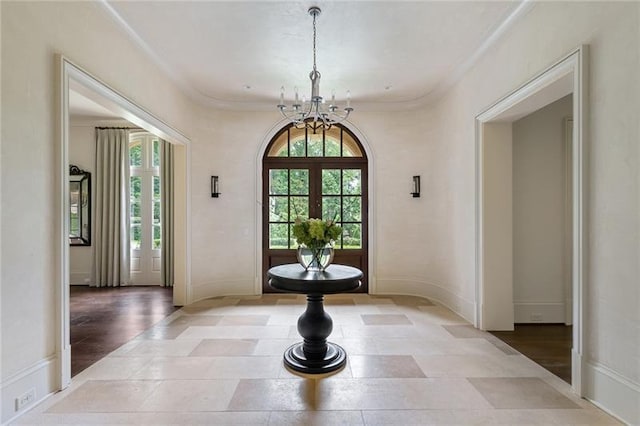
[490,324,572,383]
[70,285,178,377]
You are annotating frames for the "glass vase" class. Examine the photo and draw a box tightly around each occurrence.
[297,244,334,272]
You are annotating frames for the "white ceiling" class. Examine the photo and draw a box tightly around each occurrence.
[102,1,529,111]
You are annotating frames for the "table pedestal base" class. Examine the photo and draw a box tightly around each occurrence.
[283,342,347,374]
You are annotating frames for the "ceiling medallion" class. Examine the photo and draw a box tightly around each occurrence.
[277,6,353,132]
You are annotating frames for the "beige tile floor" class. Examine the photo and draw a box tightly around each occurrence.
[14,294,620,425]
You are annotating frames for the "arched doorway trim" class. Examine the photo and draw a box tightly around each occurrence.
[254,119,376,294]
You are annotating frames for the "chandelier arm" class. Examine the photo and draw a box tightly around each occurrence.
[279,107,304,125]
[277,7,353,129]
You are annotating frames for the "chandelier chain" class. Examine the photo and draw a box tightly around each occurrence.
[312,11,317,71]
[277,6,353,131]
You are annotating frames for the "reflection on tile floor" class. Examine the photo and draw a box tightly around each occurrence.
[15,294,620,425]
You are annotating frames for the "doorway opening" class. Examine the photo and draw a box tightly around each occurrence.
[475,47,588,393]
[58,56,191,389]
[262,122,369,292]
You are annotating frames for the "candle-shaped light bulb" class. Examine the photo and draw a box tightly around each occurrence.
[280,86,285,105]
[294,86,299,103]
[346,90,351,108]
[331,90,336,105]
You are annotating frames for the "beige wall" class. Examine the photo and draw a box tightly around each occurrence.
[1,2,193,421]
[1,1,639,424]
[512,95,573,323]
[430,2,639,422]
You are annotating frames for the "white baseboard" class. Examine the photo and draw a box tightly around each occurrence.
[1,355,57,425]
[69,271,92,285]
[514,302,566,323]
[584,361,640,425]
[190,279,257,304]
[375,277,475,323]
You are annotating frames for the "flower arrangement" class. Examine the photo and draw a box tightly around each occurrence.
[292,217,342,250]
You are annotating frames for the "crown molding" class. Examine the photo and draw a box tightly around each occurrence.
[99,0,535,113]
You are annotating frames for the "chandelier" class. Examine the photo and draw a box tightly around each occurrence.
[277,6,353,132]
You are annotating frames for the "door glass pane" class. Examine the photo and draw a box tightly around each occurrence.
[307,133,323,157]
[153,225,161,249]
[289,223,297,248]
[131,225,142,250]
[290,169,309,195]
[269,169,288,195]
[343,196,361,222]
[290,196,309,220]
[153,176,161,199]
[153,139,160,167]
[153,200,161,222]
[322,169,341,195]
[269,223,288,249]
[342,223,362,249]
[269,196,289,222]
[130,176,142,201]
[322,196,341,221]
[130,176,142,249]
[129,142,142,166]
[342,169,361,195]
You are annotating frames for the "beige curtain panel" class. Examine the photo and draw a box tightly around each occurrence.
[161,139,175,287]
[93,128,131,287]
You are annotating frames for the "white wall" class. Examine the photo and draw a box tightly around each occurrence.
[431,2,639,423]
[1,2,193,422]
[1,1,639,424]
[512,95,572,323]
[482,123,514,331]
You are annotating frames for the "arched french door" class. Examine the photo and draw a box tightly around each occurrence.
[262,122,368,292]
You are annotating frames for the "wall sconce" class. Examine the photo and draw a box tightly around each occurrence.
[411,175,421,198]
[211,175,220,198]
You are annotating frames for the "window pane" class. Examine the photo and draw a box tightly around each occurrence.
[290,139,305,157]
[325,137,340,157]
[130,202,141,223]
[130,176,142,201]
[269,169,288,195]
[153,225,161,249]
[269,223,289,249]
[268,131,289,157]
[343,169,361,195]
[343,196,361,222]
[153,139,160,167]
[307,133,323,157]
[153,176,161,199]
[290,196,309,220]
[322,169,341,195]
[129,143,142,166]
[290,169,309,195]
[289,127,305,157]
[131,225,141,250]
[322,196,341,221]
[269,196,288,222]
[342,132,363,157]
[342,223,361,249]
[153,201,161,222]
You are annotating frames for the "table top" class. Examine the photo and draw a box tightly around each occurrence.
[268,263,362,294]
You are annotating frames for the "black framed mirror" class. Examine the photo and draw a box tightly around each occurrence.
[69,165,91,246]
